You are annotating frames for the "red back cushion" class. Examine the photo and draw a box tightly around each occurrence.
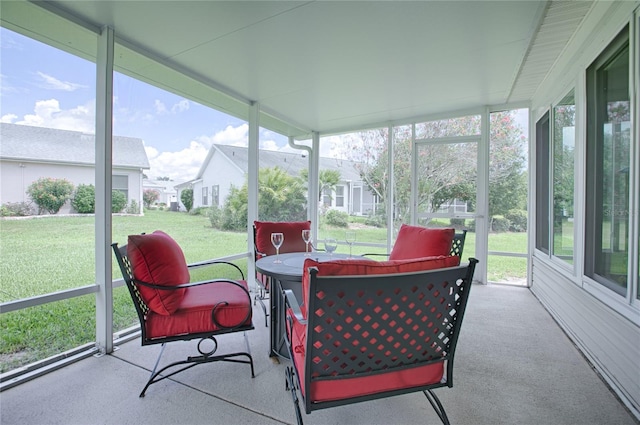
[389,225,455,260]
[254,221,311,255]
[127,231,190,315]
[301,255,460,317]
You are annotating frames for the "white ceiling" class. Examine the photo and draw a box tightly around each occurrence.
[4,1,594,137]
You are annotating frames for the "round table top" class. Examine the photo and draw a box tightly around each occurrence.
[255,252,358,281]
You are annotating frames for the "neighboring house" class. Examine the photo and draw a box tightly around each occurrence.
[0,123,150,214]
[142,179,185,209]
[190,144,377,215]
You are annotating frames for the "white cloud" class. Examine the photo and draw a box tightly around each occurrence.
[36,72,87,92]
[146,140,208,182]
[154,99,168,115]
[213,124,249,145]
[154,98,190,115]
[13,98,94,132]
[171,99,190,114]
[1,113,18,123]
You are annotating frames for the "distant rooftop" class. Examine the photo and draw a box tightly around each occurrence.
[0,123,150,169]
[211,144,362,181]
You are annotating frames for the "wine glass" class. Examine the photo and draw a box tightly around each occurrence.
[324,238,338,256]
[302,229,311,256]
[271,232,284,263]
[345,231,356,258]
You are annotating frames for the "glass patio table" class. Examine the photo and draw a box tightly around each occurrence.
[255,251,357,359]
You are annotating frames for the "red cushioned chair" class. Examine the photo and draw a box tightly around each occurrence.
[112,231,254,397]
[253,221,311,326]
[365,225,467,261]
[283,255,478,425]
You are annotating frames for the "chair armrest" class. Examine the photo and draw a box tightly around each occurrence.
[284,288,306,354]
[133,278,248,295]
[283,289,306,324]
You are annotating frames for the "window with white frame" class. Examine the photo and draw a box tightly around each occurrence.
[202,186,209,206]
[212,185,219,206]
[535,112,550,255]
[552,91,576,265]
[112,175,129,199]
[335,185,345,207]
[585,26,631,296]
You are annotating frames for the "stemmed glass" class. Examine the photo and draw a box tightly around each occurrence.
[302,229,312,256]
[324,238,338,256]
[345,231,356,258]
[271,232,284,263]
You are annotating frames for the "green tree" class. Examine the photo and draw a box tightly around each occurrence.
[339,111,527,225]
[27,177,75,215]
[143,189,160,208]
[181,188,193,212]
[217,167,307,231]
[300,169,341,201]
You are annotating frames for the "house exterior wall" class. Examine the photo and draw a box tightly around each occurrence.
[530,2,639,416]
[193,152,244,209]
[1,159,144,214]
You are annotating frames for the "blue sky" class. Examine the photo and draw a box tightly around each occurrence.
[0,27,296,182]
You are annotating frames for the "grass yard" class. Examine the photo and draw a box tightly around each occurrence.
[0,210,528,372]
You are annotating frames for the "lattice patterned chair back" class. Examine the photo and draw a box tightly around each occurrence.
[450,230,467,258]
[284,257,478,425]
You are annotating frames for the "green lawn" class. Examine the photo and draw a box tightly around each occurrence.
[0,211,528,372]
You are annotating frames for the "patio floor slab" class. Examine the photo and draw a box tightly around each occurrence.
[1,284,637,425]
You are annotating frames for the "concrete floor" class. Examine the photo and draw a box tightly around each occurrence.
[1,284,638,425]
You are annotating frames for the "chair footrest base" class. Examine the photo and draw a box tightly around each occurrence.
[140,347,255,397]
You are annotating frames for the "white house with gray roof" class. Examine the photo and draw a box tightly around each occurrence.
[0,123,150,214]
[189,144,377,216]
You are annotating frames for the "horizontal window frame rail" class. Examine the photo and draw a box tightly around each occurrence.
[0,253,250,315]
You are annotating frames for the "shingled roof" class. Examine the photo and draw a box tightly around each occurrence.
[202,144,361,181]
[0,123,150,169]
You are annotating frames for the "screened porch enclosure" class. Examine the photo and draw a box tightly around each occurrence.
[0,0,639,420]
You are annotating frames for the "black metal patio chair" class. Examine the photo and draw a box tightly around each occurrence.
[112,230,254,397]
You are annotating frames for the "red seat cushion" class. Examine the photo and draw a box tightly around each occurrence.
[389,225,455,260]
[254,221,310,255]
[127,231,190,315]
[146,279,251,339]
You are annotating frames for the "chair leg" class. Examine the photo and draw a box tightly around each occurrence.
[423,389,451,425]
[285,366,304,425]
[254,280,270,327]
[254,292,269,327]
[139,335,255,397]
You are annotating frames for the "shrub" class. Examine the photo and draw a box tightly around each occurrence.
[181,188,193,212]
[467,219,476,232]
[364,213,385,228]
[143,189,159,208]
[1,202,35,217]
[505,209,527,232]
[208,205,223,228]
[27,177,75,214]
[449,218,466,229]
[126,199,140,214]
[189,206,208,216]
[325,209,349,227]
[111,190,127,213]
[71,184,95,213]
[491,215,511,232]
